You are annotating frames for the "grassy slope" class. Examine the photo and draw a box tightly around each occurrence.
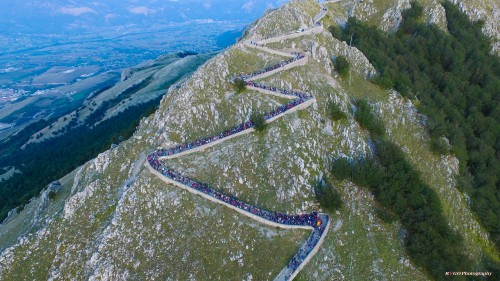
[0,138,309,280]
[0,10,314,280]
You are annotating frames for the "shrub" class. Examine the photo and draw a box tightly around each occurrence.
[328,101,347,121]
[328,25,342,40]
[250,112,267,132]
[331,158,354,181]
[48,191,57,200]
[374,205,398,223]
[334,56,350,77]
[232,78,247,94]
[431,136,451,155]
[372,75,394,89]
[314,178,342,213]
[354,100,385,138]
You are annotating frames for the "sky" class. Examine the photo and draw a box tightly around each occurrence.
[0,0,290,33]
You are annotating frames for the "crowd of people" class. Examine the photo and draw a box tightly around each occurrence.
[249,40,265,48]
[148,153,324,229]
[155,99,308,158]
[263,98,308,121]
[147,114,327,278]
[147,42,319,229]
[284,215,328,278]
[236,54,305,81]
[155,82,312,158]
[147,16,331,279]
[247,81,312,100]
[156,121,255,158]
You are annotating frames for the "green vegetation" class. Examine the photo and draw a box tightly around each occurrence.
[232,78,247,94]
[354,99,385,138]
[333,100,473,280]
[327,25,342,39]
[334,55,350,77]
[94,204,116,224]
[331,1,500,251]
[328,101,347,121]
[430,136,451,155]
[250,112,267,132]
[85,75,153,125]
[314,178,342,213]
[0,118,54,157]
[0,52,211,221]
[0,97,162,221]
[47,191,57,200]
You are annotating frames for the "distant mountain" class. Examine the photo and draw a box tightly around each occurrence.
[0,51,213,225]
[0,1,277,142]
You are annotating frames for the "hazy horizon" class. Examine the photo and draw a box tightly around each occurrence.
[0,0,289,34]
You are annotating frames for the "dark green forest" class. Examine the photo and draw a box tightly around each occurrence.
[314,177,342,213]
[330,1,500,252]
[332,101,474,280]
[0,97,161,220]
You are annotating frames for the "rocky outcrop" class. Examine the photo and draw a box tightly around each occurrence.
[450,0,500,54]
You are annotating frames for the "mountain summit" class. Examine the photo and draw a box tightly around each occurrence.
[1,0,499,280]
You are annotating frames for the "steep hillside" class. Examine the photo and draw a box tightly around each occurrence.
[0,52,212,224]
[324,0,499,54]
[26,52,213,145]
[0,0,498,280]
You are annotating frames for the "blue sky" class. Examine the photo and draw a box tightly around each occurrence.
[0,0,290,33]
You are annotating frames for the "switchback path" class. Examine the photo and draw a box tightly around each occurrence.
[146,3,330,280]
[243,41,296,57]
[313,2,328,24]
[254,26,324,45]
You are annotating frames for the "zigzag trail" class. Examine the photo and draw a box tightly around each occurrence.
[146,2,331,280]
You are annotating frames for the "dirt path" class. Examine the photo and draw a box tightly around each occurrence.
[146,3,331,281]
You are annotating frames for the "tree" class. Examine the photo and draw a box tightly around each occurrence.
[334,0,500,252]
[48,191,57,200]
[250,112,267,132]
[232,78,247,94]
[328,25,342,40]
[354,99,385,138]
[314,178,342,213]
[328,101,347,121]
[431,136,451,155]
[334,56,350,77]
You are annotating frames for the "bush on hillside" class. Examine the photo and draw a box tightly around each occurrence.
[334,56,350,77]
[354,100,385,138]
[48,191,57,200]
[250,112,267,132]
[328,25,342,40]
[328,101,347,121]
[314,178,343,213]
[431,136,452,155]
[232,78,247,94]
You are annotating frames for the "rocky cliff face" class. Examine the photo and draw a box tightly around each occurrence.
[1,0,498,280]
[328,0,499,53]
